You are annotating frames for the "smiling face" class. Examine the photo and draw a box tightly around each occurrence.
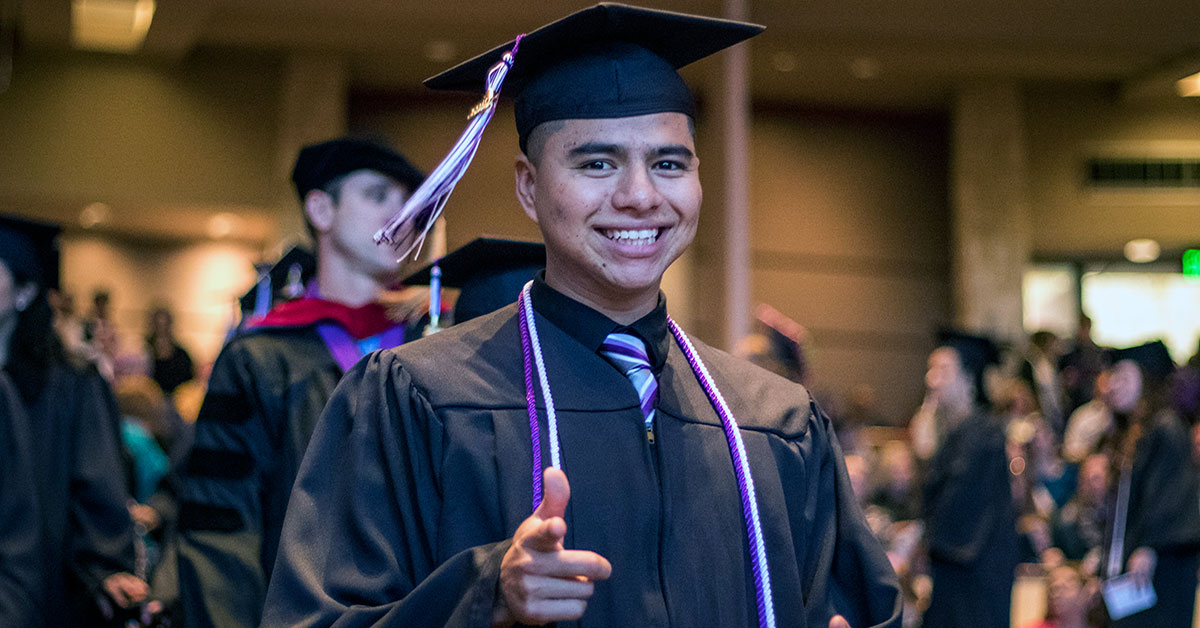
[515,112,701,320]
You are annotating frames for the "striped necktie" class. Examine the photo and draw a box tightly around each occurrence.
[599,332,658,430]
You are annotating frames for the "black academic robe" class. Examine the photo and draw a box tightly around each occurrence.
[21,361,139,627]
[922,409,1018,628]
[0,372,41,627]
[176,321,419,628]
[262,300,902,628]
[1108,412,1200,628]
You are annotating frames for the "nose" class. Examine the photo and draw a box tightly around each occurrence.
[611,164,663,213]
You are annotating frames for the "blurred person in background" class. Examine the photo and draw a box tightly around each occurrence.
[1021,330,1067,438]
[1050,452,1109,566]
[146,305,195,395]
[1062,367,1116,464]
[1059,314,1106,416]
[920,331,1018,628]
[1096,342,1200,628]
[1023,564,1092,628]
[0,215,150,626]
[0,367,40,625]
[176,137,431,628]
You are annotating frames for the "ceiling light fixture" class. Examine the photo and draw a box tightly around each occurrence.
[206,212,238,239]
[79,202,110,228]
[1177,71,1200,97]
[71,0,156,53]
[1124,238,1161,263]
[424,40,457,64]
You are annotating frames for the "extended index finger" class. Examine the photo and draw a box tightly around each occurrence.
[530,549,612,581]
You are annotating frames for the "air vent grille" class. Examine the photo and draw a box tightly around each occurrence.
[1085,158,1200,187]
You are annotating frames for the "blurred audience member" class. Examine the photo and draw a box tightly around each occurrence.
[0,370,41,626]
[1051,453,1109,565]
[84,288,121,377]
[1095,342,1200,628]
[1021,330,1067,437]
[868,440,922,523]
[1023,564,1092,628]
[0,217,149,626]
[1062,369,1116,463]
[839,383,884,456]
[1059,314,1107,415]
[146,306,195,394]
[921,331,1018,628]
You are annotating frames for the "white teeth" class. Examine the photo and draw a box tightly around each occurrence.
[603,228,660,244]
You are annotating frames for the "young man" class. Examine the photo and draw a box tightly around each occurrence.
[263,6,901,628]
[176,138,428,627]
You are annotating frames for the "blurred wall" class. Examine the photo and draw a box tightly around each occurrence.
[1027,86,1200,256]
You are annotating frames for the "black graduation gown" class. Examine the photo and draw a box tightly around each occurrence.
[0,372,41,627]
[922,410,1018,628]
[176,321,419,628]
[262,300,902,628]
[22,361,139,627]
[1109,412,1200,628]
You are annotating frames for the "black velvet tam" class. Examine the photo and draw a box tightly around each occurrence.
[291,137,425,201]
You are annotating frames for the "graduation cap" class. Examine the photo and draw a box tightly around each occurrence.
[374,3,764,255]
[750,303,809,382]
[404,237,546,325]
[935,327,1002,405]
[291,137,425,201]
[0,214,61,290]
[1107,340,1176,385]
[238,246,316,319]
[426,3,766,152]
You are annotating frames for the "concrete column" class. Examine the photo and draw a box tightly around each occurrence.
[273,53,348,247]
[718,0,753,350]
[951,83,1031,343]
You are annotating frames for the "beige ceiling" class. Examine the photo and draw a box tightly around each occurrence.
[18,0,1200,110]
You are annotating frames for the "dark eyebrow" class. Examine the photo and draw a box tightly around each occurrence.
[567,142,623,157]
[653,145,695,160]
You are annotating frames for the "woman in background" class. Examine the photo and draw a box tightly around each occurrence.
[0,216,148,626]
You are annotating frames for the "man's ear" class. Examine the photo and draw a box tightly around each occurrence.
[304,190,336,235]
[13,283,37,312]
[514,154,539,224]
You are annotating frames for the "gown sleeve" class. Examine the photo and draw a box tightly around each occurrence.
[0,373,41,626]
[799,401,904,628]
[68,365,139,598]
[176,338,275,627]
[261,350,509,628]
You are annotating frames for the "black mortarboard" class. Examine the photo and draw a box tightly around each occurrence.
[936,328,1002,405]
[404,237,546,324]
[753,304,809,382]
[291,137,426,201]
[1108,340,1176,385]
[424,3,764,153]
[238,246,316,318]
[0,214,61,290]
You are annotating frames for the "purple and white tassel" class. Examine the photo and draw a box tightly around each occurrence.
[374,36,525,260]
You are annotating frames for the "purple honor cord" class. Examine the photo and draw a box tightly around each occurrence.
[517,283,776,628]
[375,35,525,260]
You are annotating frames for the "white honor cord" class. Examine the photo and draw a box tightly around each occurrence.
[671,325,776,628]
[521,282,562,469]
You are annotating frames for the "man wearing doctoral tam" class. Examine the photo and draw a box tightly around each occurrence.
[175,138,431,628]
[263,5,901,628]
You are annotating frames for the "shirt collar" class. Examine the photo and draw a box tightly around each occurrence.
[529,273,669,372]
